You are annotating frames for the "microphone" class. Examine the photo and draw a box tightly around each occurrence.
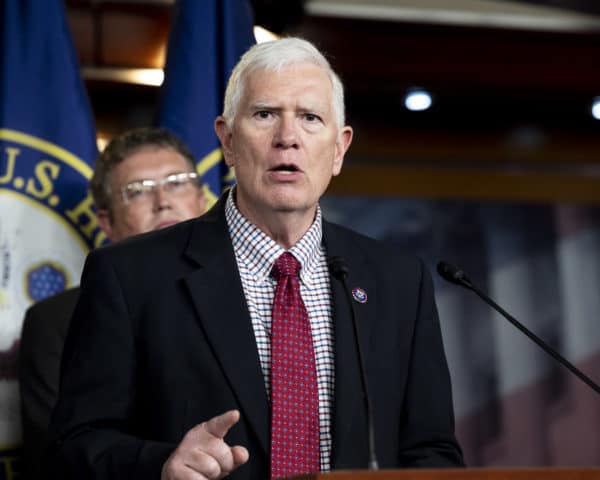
[437,261,600,395]
[328,257,379,470]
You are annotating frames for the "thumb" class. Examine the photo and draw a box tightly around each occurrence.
[204,409,241,439]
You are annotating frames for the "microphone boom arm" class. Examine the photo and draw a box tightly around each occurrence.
[328,257,379,470]
[437,261,600,395]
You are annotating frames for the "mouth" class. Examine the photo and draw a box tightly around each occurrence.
[269,163,302,175]
[155,220,178,230]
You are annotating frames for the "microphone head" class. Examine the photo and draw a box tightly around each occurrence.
[327,256,349,279]
[437,261,472,288]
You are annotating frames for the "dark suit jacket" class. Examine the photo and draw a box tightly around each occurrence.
[19,287,80,480]
[49,197,463,479]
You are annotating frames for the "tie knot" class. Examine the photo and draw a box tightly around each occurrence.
[272,252,301,279]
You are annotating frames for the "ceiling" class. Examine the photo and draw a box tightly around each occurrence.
[64,0,600,202]
[304,0,600,29]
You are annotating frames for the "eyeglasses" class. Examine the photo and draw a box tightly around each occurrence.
[120,172,201,204]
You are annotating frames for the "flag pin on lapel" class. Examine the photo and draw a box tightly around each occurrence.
[352,287,368,304]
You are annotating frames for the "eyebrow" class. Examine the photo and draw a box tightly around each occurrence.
[249,101,278,111]
[249,101,327,116]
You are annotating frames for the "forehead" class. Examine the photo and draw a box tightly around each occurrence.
[114,147,192,183]
[242,62,333,107]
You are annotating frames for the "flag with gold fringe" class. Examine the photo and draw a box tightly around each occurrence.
[0,0,100,473]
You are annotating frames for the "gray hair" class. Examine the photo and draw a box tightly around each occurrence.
[222,37,346,131]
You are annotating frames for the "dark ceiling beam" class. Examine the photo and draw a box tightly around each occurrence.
[515,0,600,16]
[292,16,600,96]
[328,163,600,204]
[66,2,170,68]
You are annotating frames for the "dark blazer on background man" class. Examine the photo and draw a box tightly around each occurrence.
[19,286,79,479]
[49,196,464,479]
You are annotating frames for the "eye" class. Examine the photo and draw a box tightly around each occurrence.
[254,110,272,120]
[167,178,187,190]
[122,182,148,202]
[303,113,323,124]
[127,188,143,199]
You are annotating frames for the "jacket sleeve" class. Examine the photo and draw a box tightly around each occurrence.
[396,259,465,467]
[19,299,65,479]
[47,249,175,479]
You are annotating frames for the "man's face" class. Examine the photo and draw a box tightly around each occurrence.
[216,62,352,228]
[98,146,206,241]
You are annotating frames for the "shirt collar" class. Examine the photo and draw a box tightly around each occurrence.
[225,188,323,285]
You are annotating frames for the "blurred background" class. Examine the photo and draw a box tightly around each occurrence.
[69,0,600,205]
[3,0,600,472]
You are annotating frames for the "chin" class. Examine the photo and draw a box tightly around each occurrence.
[268,190,314,209]
[271,200,315,214]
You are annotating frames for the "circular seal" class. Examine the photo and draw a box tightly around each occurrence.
[0,129,103,445]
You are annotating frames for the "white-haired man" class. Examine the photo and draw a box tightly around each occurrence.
[50,38,463,480]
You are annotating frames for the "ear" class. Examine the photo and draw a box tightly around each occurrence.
[332,126,353,176]
[96,209,114,240]
[215,116,235,168]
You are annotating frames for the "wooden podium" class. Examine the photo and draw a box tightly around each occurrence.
[291,468,600,479]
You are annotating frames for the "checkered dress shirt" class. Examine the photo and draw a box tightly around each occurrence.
[225,190,335,471]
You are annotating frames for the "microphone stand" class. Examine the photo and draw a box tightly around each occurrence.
[437,261,600,395]
[328,257,379,470]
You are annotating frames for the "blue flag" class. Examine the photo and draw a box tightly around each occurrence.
[157,0,255,207]
[0,0,100,460]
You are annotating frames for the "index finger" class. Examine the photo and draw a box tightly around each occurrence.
[204,409,241,439]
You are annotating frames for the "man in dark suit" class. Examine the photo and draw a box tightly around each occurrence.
[49,38,464,479]
[19,127,206,479]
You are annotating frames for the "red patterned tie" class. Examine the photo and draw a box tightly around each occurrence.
[270,252,320,479]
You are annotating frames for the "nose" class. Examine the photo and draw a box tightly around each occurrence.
[152,184,172,211]
[273,114,299,149]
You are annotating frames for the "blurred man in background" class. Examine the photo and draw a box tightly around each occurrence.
[19,127,206,479]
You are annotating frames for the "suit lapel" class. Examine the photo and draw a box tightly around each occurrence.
[181,199,270,456]
[323,222,378,468]
[177,204,379,464]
